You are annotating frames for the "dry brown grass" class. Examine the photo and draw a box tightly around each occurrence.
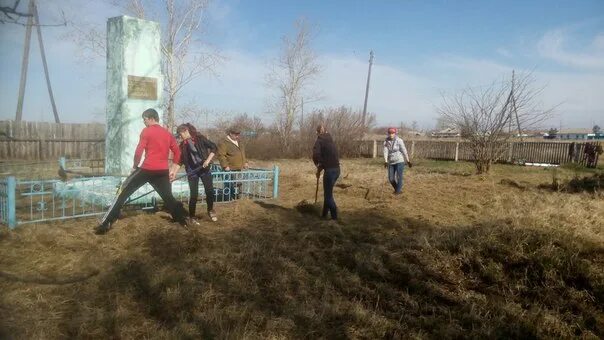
[1,159,603,339]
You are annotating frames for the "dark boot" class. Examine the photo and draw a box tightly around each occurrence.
[94,221,113,235]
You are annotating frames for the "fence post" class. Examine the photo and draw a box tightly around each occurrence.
[411,140,415,158]
[454,142,459,161]
[372,140,377,158]
[596,142,602,167]
[272,165,280,199]
[38,139,44,160]
[7,176,16,229]
[507,142,514,163]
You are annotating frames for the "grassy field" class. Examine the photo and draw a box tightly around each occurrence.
[1,158,603,339]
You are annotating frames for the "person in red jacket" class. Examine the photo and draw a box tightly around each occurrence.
[94,108,188,234]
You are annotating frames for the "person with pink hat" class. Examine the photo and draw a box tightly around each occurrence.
[383,127,412,195]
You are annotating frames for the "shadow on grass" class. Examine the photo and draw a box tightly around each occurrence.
[253,200,291,212]
[8,205,602,339]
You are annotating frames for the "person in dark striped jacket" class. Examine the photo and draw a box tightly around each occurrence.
[176,123,219,225]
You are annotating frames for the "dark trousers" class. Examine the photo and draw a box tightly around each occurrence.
[388,162,405,193]
[188,170,214,217]
[101,168,187,225]
[322,167,340,220]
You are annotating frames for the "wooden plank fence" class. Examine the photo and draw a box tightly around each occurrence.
[0,121,105,160]
[360,140,601,166]
[1,120,600,167]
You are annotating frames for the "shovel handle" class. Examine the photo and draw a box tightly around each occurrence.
[314,176,320,203]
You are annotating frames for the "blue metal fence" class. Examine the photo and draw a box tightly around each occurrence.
[0,160,279,229]
[0,177,16,229]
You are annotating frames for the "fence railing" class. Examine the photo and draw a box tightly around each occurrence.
[0,120,105,160]
[358,140,601,166]
[0,161,280,229]
[0,177,16,227]
[0,138,105,160]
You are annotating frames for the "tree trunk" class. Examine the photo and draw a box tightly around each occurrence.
[166,96,175,132]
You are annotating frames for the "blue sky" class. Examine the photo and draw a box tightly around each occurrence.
[1,0,603,129]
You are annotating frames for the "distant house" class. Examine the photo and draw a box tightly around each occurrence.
[518,130,546,138]
[556,129,592,140]
[403,129,424,137]
[431,127,460,138]
[588,132,604,140]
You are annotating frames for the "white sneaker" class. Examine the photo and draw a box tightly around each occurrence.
[208,210,218,222]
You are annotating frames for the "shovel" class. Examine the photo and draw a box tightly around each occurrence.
[295,172,321,215]
[314,175,320,204]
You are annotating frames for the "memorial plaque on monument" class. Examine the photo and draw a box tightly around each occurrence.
[127,75,158,100]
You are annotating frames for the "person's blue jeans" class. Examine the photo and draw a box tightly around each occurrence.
[322,167,340,219]
[388,162,405,193]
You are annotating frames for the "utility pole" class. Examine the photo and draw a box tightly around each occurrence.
[511,70,522,142]
[15,0,35,121]
[505,70,522,141]
[361,50,374,128]
[33,1,60,123]
[14,0,61,123]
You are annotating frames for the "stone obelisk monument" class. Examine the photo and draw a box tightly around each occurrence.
[105,16,163,176]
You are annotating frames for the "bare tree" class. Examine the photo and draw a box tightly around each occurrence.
[1,0,66,26]
[267,19,321,152]
[67,0,221,130]
[438,71,553,174]
[159,0,221,130]
[434,116,451,131]
[1,0,31,24]
[301,106,376,157]
[175,102,212,131]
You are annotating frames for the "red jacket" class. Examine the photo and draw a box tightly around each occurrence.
[133,124,181,170]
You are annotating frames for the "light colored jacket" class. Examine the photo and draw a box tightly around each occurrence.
[383,136,410,164]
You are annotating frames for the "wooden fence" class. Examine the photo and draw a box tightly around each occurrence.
[360,140,601,166]
[0,120,600,167]
[0,121,105,160]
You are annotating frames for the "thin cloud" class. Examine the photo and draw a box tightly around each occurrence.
[496,47,513,58]
[1,2,601,129]
[537,28,604,69]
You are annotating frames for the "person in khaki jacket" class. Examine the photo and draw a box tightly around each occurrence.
[217,127,248,199]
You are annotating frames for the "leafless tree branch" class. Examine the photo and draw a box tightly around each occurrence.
[66,0,221,130]
[267,18,322,152]
[1,0,66,26]
[439,71,555,174]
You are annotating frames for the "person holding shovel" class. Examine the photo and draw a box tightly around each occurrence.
[176,123,219,225]
[94,108,188,235]
[383,127,412,195]
[312,124,340,220]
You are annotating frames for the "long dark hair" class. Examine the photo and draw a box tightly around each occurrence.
[176,123,199,141]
